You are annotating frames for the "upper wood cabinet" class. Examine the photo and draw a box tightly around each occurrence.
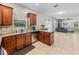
[0,4,13,25]
[0,5,2,25]
[27,13,36,25]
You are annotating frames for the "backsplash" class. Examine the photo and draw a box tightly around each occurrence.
[0,26,16,35]
[0,25,40,35]
[0,25,29,35]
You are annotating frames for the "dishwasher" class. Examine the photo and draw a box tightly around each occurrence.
[31,32,38,43]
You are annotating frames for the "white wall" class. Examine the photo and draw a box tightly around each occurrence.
[37,13,54,30]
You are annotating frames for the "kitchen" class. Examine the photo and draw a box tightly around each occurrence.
[0,3,54,55]
[1,3,79,55]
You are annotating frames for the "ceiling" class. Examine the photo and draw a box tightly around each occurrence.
[18,3,79,19]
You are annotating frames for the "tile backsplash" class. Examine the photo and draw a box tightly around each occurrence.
[0,26,16,35]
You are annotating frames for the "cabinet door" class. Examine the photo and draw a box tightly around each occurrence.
[50,33,54,45]
[2,36,16,54]
[33,15,36,25]
[30,14,33,25]
[2,6,13,25]
[0,5,2,25]
[16,34,25,49]
[38,31,44,42]
[26,33,32,45]
[44,32,50,45]
[27,13,36,25]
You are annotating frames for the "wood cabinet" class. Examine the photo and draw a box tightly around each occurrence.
[0,4,13,25]
[2,33,32,54]
[38,31,54,45]
[2,36,16,54]
[0,5,2,25]
[26,33,32,45]
[2,5,13,25]
[27,13,36,25]
[38,31,44,42]
[33,14,36,25]
[16,34,26,49]
[44,32,51,45]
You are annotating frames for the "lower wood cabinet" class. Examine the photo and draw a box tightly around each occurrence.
[38,31,54,45]
[44,32,50,45]
[38,31,44,42]
[2,33,32,54]
[2,35,16,54]
[26,33,32,45]
[16,34,26,49]
[2,31,54,54]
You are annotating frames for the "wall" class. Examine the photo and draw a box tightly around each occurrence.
[37,13,54,30]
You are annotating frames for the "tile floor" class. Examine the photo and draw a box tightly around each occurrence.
[26,32,79,55]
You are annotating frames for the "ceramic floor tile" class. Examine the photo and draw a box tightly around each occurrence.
[26,32,79,55]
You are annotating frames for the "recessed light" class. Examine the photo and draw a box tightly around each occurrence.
[35,3,39,6]
[57,11,64,15]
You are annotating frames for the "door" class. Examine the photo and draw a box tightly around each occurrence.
[44,32,50,45]
[38,31,44,42]
[2,36,16,54]
[0,5,2,25]
[50,33,54,45]
[26,33,32,45]
[27,13,36,25]
[30,14,33,25]
[33,14,36,25]
[2,6,13,25]
[16,34,25,49]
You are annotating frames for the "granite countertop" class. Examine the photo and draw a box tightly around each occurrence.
[0,30,38,39]
[0,31,31,45]
[0,30,54,39]
[0,32,26,38]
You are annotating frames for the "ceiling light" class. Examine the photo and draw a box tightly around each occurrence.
[57,11,64,15]
[35,3,39,6]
